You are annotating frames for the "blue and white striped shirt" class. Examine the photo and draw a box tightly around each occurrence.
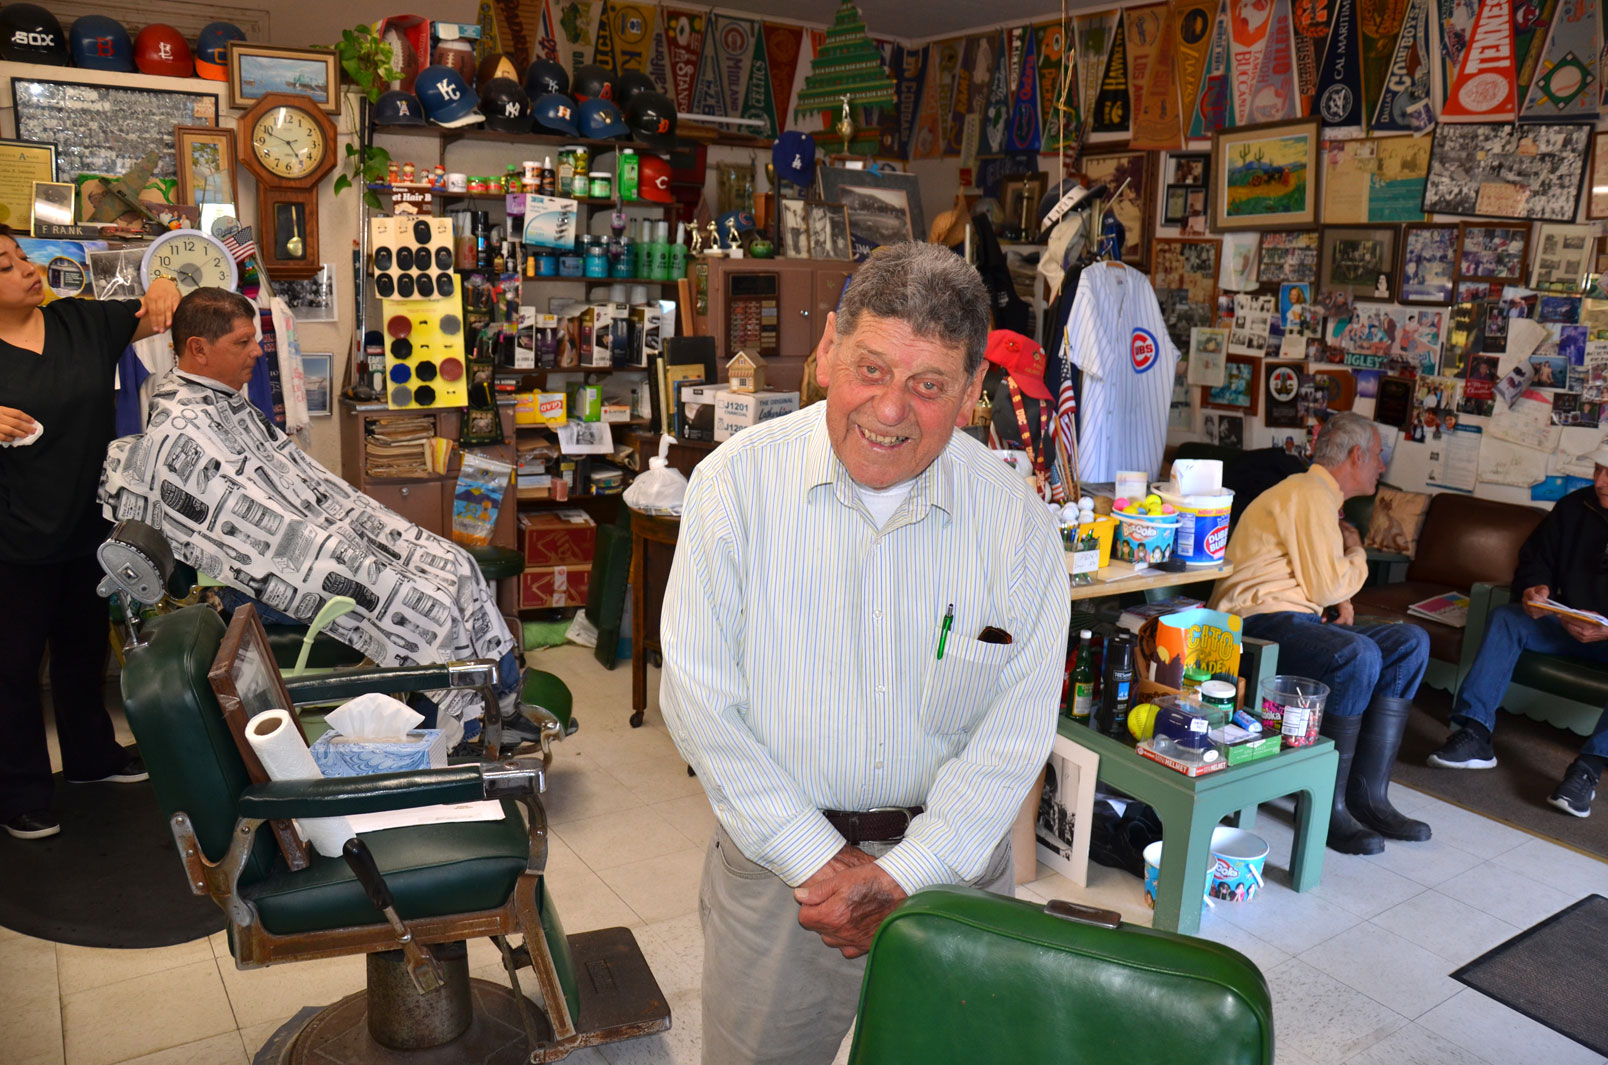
[659,402,1070,893]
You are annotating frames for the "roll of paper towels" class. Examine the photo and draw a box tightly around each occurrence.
[244,709,356,858]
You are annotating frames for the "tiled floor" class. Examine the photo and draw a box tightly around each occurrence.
[7,645,1607,1065]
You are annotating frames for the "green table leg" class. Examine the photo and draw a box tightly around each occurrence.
[1232,805,1259,830]
[1287,749,1335,893]
[1152,801,1221,935]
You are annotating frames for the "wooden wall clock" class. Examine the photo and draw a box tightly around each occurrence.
[237,92,337,280]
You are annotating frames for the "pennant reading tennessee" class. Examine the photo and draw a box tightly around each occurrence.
[763,23,804,135]
[1006,25,1043,152]
[1442,0,1517,121]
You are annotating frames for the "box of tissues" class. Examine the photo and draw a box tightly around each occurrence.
[307,693,449,777]
[309,729,448,777]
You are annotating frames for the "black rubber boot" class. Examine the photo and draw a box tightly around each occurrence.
[1318,713,1386,855]
[1348,696,1432,841]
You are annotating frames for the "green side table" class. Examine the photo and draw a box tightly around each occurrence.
[1060,722,1336,935]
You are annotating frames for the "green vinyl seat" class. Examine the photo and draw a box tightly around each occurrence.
[849,887,1274,1065]
[468,543,527,582]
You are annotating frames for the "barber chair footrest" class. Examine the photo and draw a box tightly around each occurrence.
[260,929,670,1064]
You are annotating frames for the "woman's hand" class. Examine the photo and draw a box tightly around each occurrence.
[133,277,182,341]
[0,406,38,442]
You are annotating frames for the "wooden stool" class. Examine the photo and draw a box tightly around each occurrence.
[629,510,680,727]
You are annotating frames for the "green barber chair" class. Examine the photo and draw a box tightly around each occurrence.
[848,887,1274,1065]
[119,604,669,1063]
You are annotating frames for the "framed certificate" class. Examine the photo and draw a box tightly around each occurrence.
[0,139,55,232]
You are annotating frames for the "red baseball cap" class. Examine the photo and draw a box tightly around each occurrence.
[985,329,1051,400]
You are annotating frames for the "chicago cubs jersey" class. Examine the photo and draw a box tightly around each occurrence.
[1064,263,1180,482]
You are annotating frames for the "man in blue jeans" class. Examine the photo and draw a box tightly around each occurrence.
[1211,413,1432,855]
[1427,445,1608,818]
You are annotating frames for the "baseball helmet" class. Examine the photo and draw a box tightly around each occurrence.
[624,90,677,148]
[577,97,625,139]
[479,78,532,133]
[374,89,426,126]
[68,14,132,72]
[524,57,569,98]
[416,64,483,128]
[194,21,244,80]
[572,63,616,102]
[531,93,579,136]
[1,4,67,65]
[638,154,673,203]
[616,69,658,110]
[133,24,191,77]
[476,52,519,91]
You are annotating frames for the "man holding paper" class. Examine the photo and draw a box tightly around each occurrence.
[1428,446,1608,817]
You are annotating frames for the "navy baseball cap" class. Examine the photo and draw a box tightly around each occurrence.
[416,64,483,128]
[772,131,816,188]
[195,22,244,80]
[70,15,133,71]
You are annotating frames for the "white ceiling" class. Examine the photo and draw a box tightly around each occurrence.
[720,1,1083,43]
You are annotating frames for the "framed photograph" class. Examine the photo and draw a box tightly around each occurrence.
[1530,223,1593,292]
[1319,225,1399,300]
[1256,229,1320,285]
[838,185,913,261]
[1151,238,1220,351]
[227,42,340,113]
[11,79,217,183]
[0,139,55,232]
[1034,733,1098,887]
[87,248,147,300]
[1163,185,1191,226]
[1423,122,1592,221]
[1202,411,1246,449]
[1397,223,1460,305]
[777,198,810,258]
[30,181,76,232]
[805,201,851,261]
[174,126,239,210]
[1080,150,1154,267]
[275,264,337,323]
[1166,151,1210,187]
[1201,353,1261,415]
[999,171,1048,241]
[1211,118,1322,231]
[817,166,926,247]
[299,353,333,415]
[1322,137,1431,224]
[1456,222,1531,283]
[1590,131,1608,220]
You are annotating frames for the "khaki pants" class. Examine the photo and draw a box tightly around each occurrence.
[698,823,1012,1065]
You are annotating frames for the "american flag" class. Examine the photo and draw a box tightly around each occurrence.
[219,228,256,263]
[1051,333,1078,503]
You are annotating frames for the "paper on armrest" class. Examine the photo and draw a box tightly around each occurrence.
[347,800,505,833]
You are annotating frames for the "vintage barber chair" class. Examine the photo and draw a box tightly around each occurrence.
[848,887,1274,1065]
[118,602,669,1063]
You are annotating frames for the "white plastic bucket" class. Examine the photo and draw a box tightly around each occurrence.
[1208,826,1269,902]
[1155,485,1234,566]
[1142,840,1212,915]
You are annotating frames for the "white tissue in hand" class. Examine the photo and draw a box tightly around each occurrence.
[325,693,424,741]
[0,420,42,447]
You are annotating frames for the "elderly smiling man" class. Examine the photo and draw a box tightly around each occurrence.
[660,243,1069,1065]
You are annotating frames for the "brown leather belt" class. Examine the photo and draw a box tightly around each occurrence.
[822,806,924,846]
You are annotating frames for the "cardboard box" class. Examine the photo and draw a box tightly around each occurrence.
[579,303,627,367]
[680,383,726,441]
[629,304,662,368]
[567,383,601,421]
[309,729,447,776]
[1137,740,1229,777]
[601,403,632,423]
[519,509,596,565]
[513,391,540,424]
[713,389,799,442]
[1224,734,1282,765]
[514,309,559,369]
[537,391,566,426]
[518,563,591,609]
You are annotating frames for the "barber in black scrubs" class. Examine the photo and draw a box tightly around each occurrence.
[0,223,180,840]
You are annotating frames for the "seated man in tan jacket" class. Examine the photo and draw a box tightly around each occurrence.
[1210,413,1431,855]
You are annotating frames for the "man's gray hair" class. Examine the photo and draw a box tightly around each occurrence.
[1311,412,1378,469]
[836,241,990,377]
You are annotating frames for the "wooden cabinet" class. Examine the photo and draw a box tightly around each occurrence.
[364,480,444,529]
[705,258,857,393]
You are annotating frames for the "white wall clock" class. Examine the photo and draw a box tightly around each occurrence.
[140,228,239,294]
